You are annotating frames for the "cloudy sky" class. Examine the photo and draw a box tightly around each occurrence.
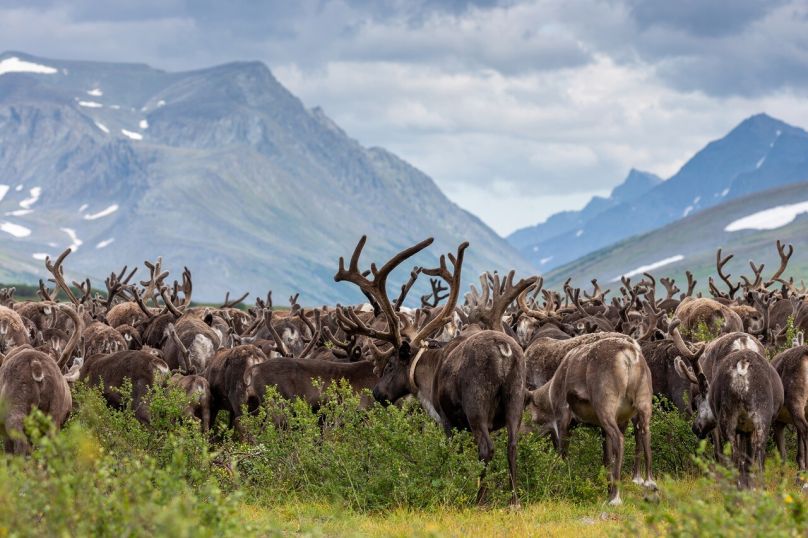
[2,0,808,235]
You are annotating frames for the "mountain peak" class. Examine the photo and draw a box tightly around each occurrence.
[732,113,796,136]
[0,52,533,302]
[611,169,662,203]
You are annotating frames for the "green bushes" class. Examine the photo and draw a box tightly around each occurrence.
[230,384,697,509]
[0,378,797,535]
[0,406,257,537]
[633,445,808,537]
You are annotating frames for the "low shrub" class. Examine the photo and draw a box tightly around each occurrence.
[632,443,808,537]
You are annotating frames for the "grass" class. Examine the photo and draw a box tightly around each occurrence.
[238,499,630,537]
[234,469,802,537]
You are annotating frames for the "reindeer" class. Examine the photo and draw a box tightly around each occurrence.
[79,350,171,424]
[526,336,654,504]
[771,345,808,475]
[169,373,212,432]
[0,304,83,453]
[206,344,268,434]
[671,320,782,487]
[334,236,529,506]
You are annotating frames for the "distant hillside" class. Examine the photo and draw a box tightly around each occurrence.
[542,181,808,292]
[0,52,534,303]
[508,169,661,267]
[508,114,808,271]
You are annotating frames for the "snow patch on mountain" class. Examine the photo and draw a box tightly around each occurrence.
[121,129,142,141]
[83,204,118,220]
[1,221,31,238]
[724,200,808,232]
[0,57,57,76]
[612,255,685,281]
[19,187,41,209]
[60,227,82,251]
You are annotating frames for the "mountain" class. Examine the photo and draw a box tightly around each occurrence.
[542,180,808,292]
[508,169,661,265]
[508,114,808,271]
[0,52,534,304]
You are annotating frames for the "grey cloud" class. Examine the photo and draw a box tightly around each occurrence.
[627,0,786,36]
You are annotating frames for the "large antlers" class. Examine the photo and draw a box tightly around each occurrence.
[45,248,80,305]
[709,248,740,299]
[410,242,468,349]
[766,240,794,288]
[478,271,538,332]
[334,236,434,349]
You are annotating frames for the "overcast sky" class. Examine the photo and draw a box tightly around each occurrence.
[2,0,808,235]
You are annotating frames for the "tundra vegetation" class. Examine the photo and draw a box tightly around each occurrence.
[1,239,808,536]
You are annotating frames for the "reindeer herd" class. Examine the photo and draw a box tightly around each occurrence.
[1,237,807,506]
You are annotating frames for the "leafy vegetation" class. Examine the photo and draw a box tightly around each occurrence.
[0,382,803,536]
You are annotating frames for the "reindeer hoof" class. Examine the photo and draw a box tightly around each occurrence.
[607,493,622,506]
[644,479,658,490]
[631,476,644,485]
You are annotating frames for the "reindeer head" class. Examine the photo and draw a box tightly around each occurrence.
[669,318,714,437]
[332,236,468,402]
[674,357,714,437]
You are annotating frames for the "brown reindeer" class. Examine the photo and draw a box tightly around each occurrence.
[771,345,808,474]
[205,344,268,433]
[526,337,654,504]
[79,350,171,424]
[0,304,83,453]
[338,237,532,506]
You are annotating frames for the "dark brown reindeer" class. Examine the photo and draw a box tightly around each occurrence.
[342,236,531,506]
[672,321,782,487]
[771,345,808,476]
[205,344,268,434]
[0,304,83,453]
[169,373,213,432]
[244,301,382,414]
[79,349,171,424]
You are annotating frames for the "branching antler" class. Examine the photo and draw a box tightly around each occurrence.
[105,265,137,310]
[37,279,56,302]
[583,279,609,304]
[660,277,679,300]
[765,240,794,288]
[140,258,168,306]
[420,278,449,308]
[713,248,740,299]
[334,236,434,349]
[475,270,538,332]
[394,267,421,311]
[45,248,80,305]
[221,291,250,309]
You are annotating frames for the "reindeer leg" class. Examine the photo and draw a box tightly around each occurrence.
[635,404,655,488]
[472,426,494,506]
[773,421,787,463]
[631,416,643,484]
[506,401,522,508]
[789,403,808,472]
[600,419,624,505]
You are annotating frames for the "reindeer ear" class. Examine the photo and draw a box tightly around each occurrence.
[674,356,698,384]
